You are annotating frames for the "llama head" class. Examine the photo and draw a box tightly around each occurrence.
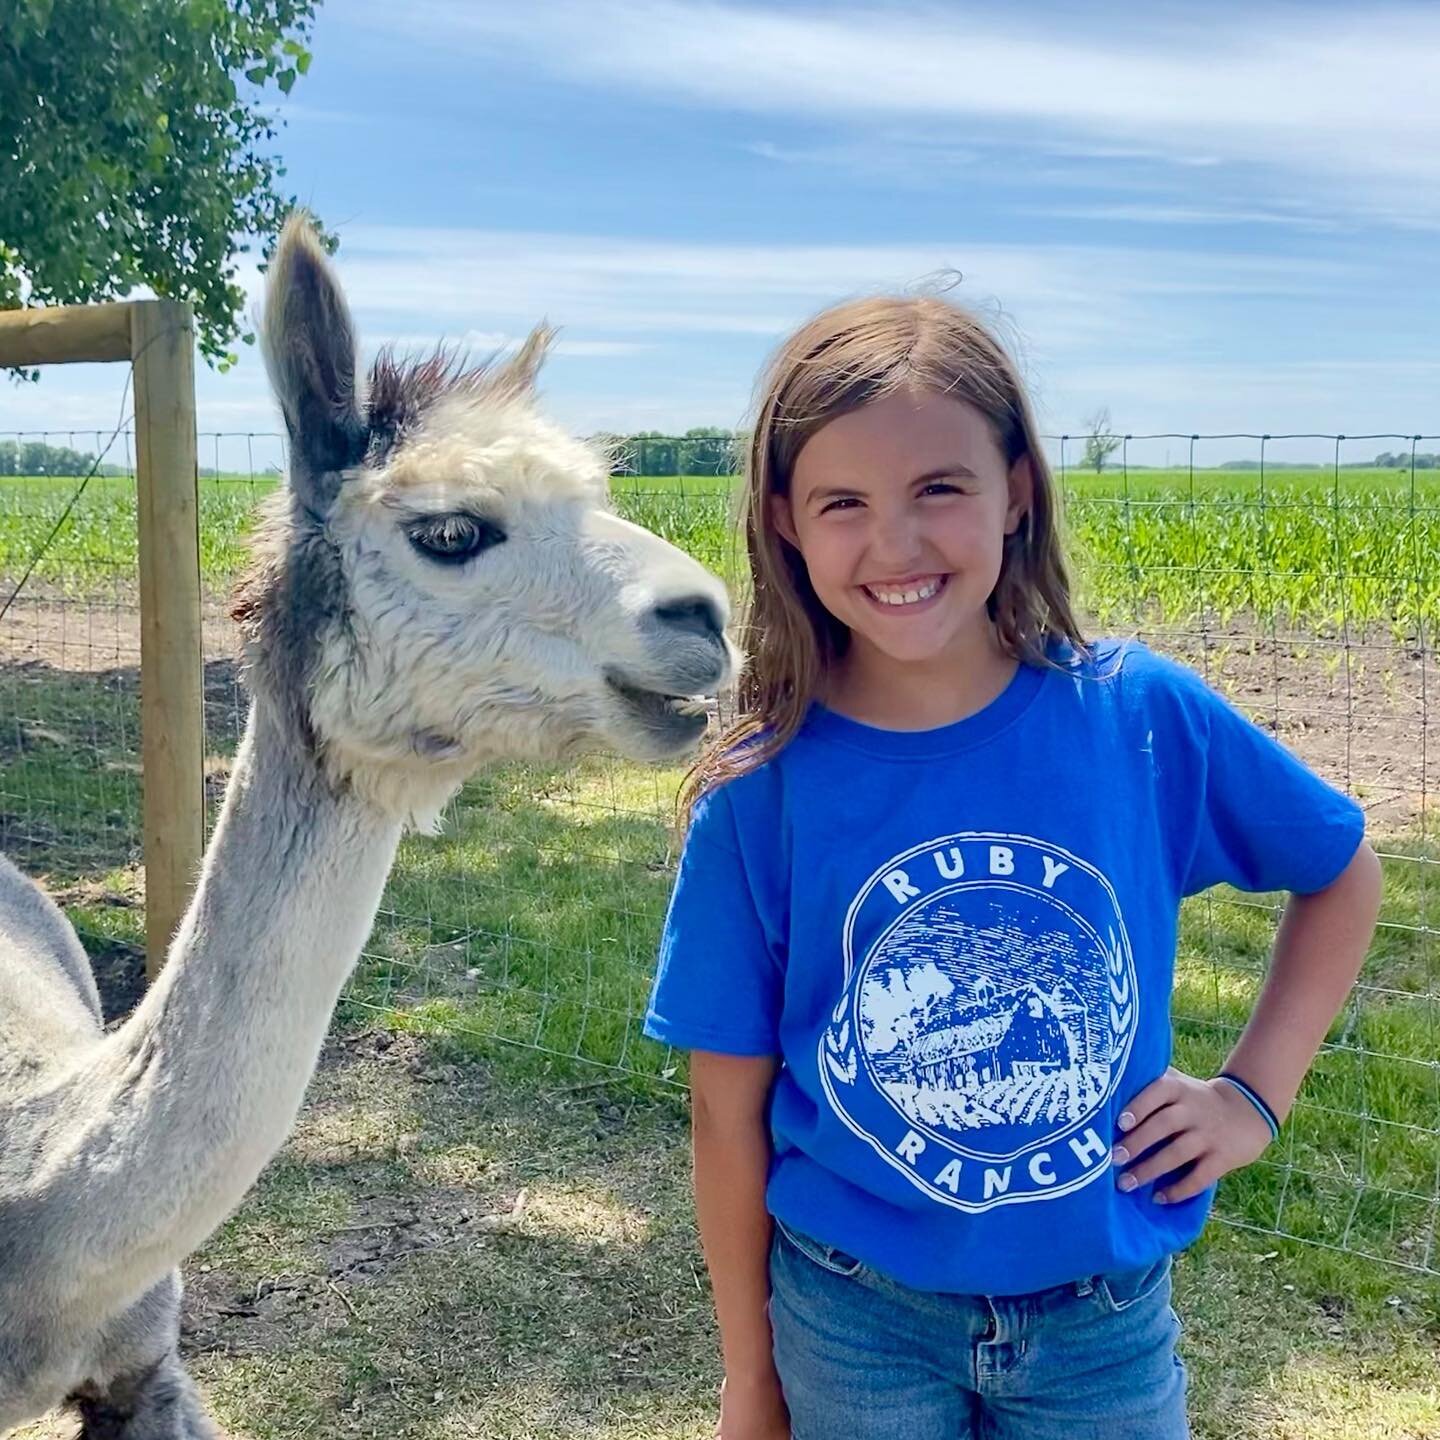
[236,216,737,825]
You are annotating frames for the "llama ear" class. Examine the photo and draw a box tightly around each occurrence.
[262,213,367,514]
[493,323,555,397]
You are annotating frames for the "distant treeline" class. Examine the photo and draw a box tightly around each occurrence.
[1219,453,1440,471]
[0,439,127,476]
[3,435,1436,479]
[0,440,221,477]
[1372,452,1440,469]
[597,428,745,477]
[602,435,1440,477]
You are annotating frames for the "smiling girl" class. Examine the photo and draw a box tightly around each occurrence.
[645,296,1381,1439]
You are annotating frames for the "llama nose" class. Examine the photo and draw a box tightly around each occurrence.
[652,594,726,641]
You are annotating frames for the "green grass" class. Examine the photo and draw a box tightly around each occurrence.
[7,642,1434,1274]
[5,463,1440,1437]
[0,473,271,591]
[7,465,1440,636]
[1062,465,1440,635]
[23,1027,1438,1440]
[612,464,1440,634]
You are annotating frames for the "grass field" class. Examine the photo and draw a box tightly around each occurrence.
[5,464,1440,637]
[4,465,1440,1438]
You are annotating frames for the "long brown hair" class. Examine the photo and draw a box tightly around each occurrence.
[680,294,1086,824]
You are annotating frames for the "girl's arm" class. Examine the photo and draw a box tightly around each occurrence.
[1117,840,1383,1204]
[1216,838,1383,1119]
[690,1050,790,1440]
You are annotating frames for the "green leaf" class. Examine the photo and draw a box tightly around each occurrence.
[1,0,323,367]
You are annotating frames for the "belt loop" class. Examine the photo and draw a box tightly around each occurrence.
[1073,1276,1096,1298]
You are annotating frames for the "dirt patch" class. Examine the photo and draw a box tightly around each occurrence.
[85,935,148,1023]
[0,591,240,673]
[179,1029,534,1357]
[1151,624,1440,835]
[6,600,1440,839]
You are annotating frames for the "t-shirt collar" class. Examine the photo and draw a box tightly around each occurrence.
[801,659,1049,759]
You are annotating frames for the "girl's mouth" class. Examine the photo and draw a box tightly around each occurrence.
[859,574,949,610]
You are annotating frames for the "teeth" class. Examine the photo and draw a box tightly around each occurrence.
[867,577,942,606]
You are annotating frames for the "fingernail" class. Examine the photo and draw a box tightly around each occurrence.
[1118,1111,1136,1131]
[1118,1174,1138,1192]
[1154,1191,1169,1205]
[1112,1146,1130,1164]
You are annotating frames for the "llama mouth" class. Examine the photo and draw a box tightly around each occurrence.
[603,671,709,730]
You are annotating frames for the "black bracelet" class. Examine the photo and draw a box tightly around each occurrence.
[1214,1071,1281,1140]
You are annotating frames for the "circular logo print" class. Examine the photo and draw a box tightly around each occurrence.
[820,832,1135,1211]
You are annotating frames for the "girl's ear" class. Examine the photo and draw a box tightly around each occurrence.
[1006,453,1035,535]
[771,493,800,548]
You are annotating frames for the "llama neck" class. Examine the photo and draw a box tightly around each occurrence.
[67,701,403,1312]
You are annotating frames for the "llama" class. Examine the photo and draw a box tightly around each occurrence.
[0,216,735,1437]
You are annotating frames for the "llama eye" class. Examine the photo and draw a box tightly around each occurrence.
[406,514,506,564]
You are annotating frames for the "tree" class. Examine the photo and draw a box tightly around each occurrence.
[1,0,323,369]
[19,441,51,475]
[681,426,737,476]
[0,439,112,475]
[861,963,955,1058]
[1082,408,1122,473]
[632,432,677,477]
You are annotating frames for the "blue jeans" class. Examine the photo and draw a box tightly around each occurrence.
[769,1221,1188,1440]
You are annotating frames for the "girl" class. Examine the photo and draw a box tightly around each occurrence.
[644,297,1382,1440]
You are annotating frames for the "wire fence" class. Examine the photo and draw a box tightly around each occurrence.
[1,426,1438,1274]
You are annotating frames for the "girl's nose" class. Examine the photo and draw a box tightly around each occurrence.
[869,510,925,570]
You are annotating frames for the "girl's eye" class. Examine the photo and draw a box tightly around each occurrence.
[921,481,962,497]
[819,496,862,514]
[406,513,507,564]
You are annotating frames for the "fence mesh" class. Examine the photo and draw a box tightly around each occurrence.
[1,426,1437,1273]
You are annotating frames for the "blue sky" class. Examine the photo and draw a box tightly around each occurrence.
[5,0,1440,468]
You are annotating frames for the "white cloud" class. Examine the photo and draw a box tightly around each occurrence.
[1024,203,1343,233]
[320,225,1356,361]
[353,1,1440,219]
[0,229,1419,459]
[1040,359,1440,450]
[370,328,649,358]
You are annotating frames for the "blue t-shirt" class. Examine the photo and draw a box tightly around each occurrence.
[645,640,1365,1296]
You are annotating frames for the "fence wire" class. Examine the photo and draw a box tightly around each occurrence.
[1,426,1437,1274]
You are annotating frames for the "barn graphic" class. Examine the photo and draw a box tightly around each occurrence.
[820,832,1136,1211]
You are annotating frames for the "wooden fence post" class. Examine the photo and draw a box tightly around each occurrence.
[131,300,204,977]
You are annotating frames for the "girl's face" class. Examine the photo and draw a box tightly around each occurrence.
[775,389,1031,673]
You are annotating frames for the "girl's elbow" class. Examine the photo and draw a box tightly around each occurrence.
[1307,838,1382,913]
[1344,839,1383,900]
[690,1052,777,1135]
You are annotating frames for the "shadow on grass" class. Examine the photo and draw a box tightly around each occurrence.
[161,1028,1440,1440]
[6,646,1440,1265]
[183,1029,716,1440]
[0,653,250,1017]
[0,652,248,877]
[2,652,1437,1436]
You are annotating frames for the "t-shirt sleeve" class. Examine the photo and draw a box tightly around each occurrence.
[1176,665,1366,897]
[644,786,784,1056]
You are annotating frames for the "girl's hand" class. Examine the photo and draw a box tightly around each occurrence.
[1113,1066,1275,1205]
[717,1370,790,1440]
